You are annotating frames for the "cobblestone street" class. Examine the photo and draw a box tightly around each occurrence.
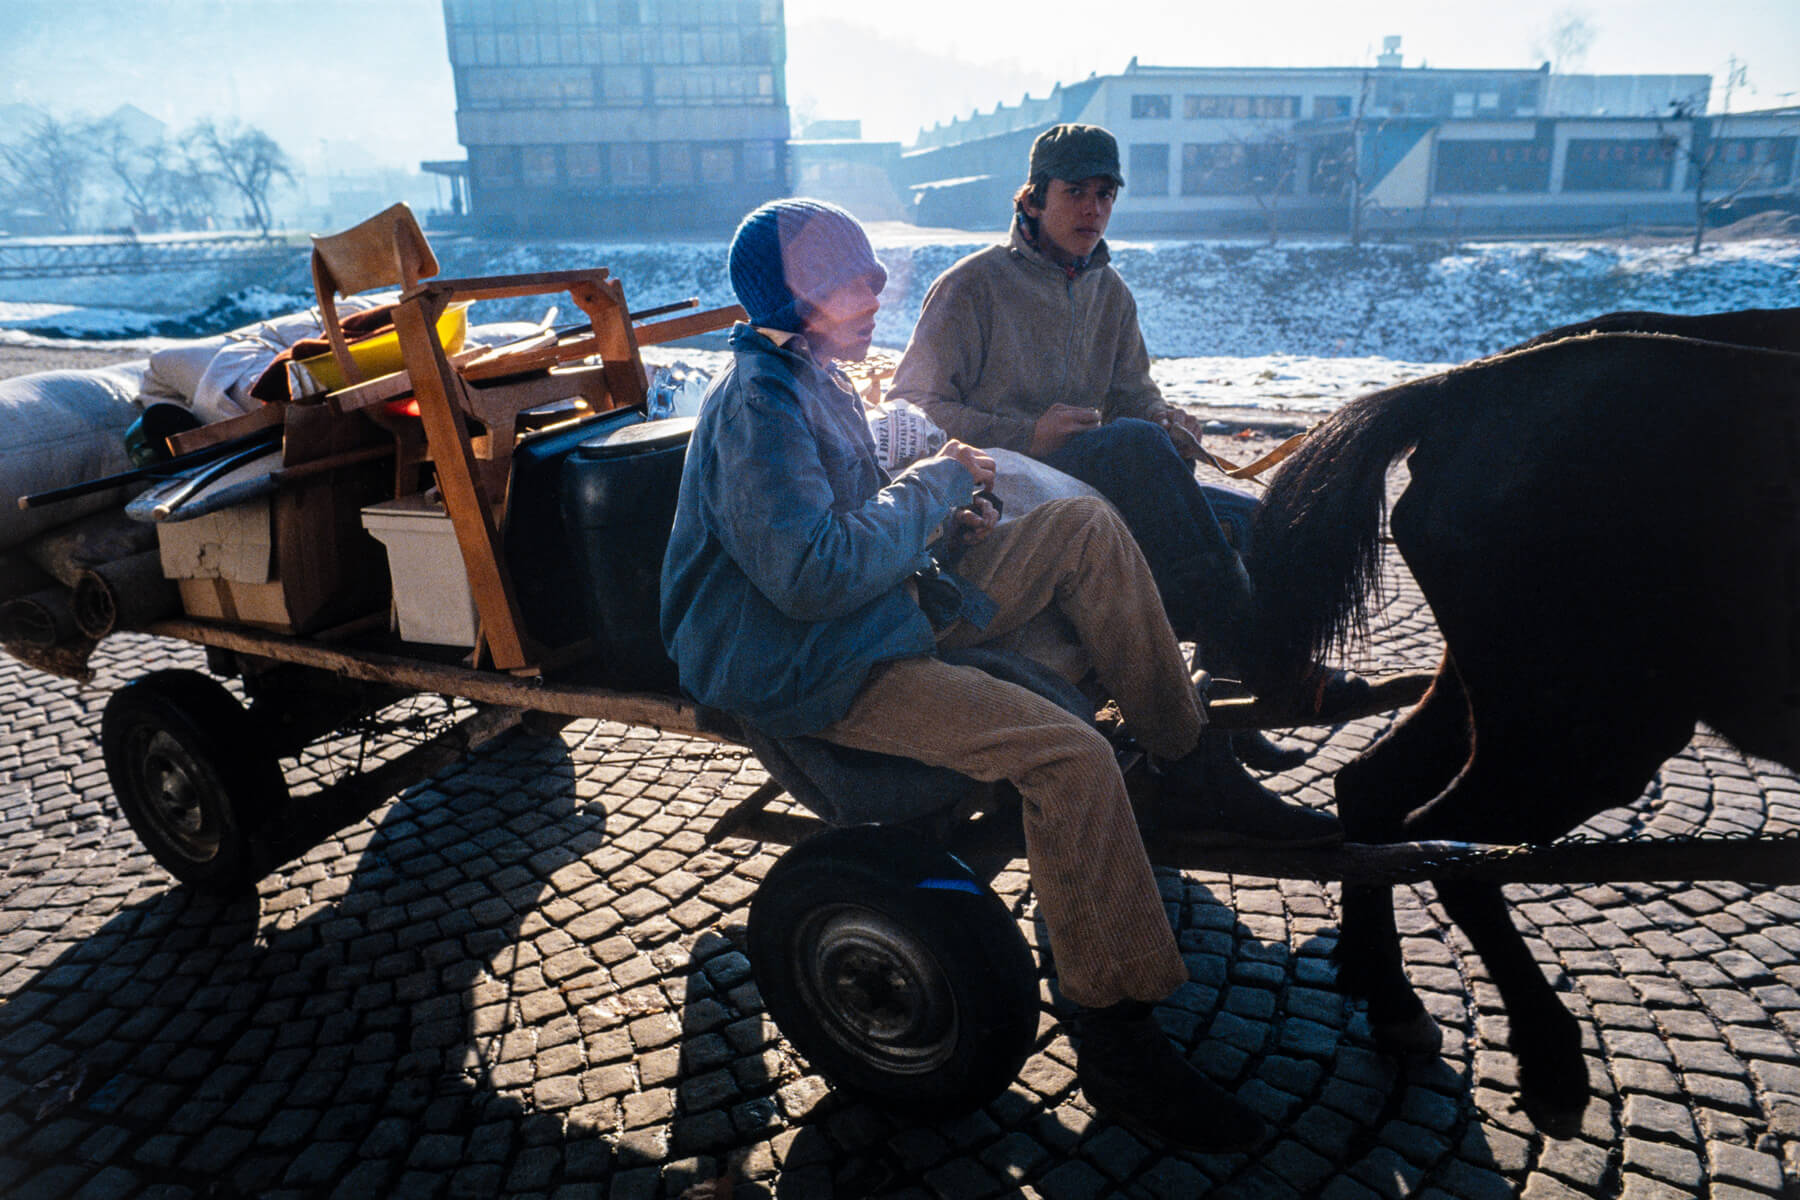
[3,496,1800,1199]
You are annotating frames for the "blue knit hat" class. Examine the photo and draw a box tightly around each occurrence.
[728,199,887,334]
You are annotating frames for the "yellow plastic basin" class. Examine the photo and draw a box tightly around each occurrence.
[298,302,470,392]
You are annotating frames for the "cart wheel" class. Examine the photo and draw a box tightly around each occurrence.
[747,825,1038,1115]
[101,669,286,892]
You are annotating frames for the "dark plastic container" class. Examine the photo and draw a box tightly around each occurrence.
[502,406,646,649]
[560,415,697,690]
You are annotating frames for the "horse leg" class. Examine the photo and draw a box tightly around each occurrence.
[1399,706,1693,1134]
[1334,655,1473,1054]
[1431,877,1589,1135]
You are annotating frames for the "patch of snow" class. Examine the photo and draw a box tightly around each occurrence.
[3,233,1795,412]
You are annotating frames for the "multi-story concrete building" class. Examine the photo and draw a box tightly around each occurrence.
[901,44,1799,237]
[440,0,790,235]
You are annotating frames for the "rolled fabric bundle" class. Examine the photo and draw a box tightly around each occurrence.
[0,551,57,605]
[0,585,81,647]
[73,551,180,638]
[23,508,159,589]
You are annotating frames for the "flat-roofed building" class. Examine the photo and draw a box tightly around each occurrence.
[441,0,790,235]
[899,48,1796,237]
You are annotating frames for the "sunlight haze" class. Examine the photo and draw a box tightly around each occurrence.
[0,0,1795,166]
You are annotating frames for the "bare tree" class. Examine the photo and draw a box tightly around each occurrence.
[0,112,94,233]
[1234,131,1296,245]
[165,133,222,231]
[1343,71,1381,248]
[98,125,164,231]
[190,119,293,235]
[1664,59,1771,255]
[1532,7,1598,73]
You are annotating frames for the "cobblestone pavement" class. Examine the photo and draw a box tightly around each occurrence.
[4,469,1800,1199]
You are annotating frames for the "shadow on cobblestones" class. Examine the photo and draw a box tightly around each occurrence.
[0,723,637,1196]
[7,591,1800,1195]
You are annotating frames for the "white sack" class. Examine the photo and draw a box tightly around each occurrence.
[189,295,392,422]
[985,448,1105,524]
[0,363,150,551]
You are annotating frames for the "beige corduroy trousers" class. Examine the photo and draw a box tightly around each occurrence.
[816,496,1205,1007]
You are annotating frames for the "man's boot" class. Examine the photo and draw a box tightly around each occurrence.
[1232,729,1309,772]
[1151,728,1343,846]
[1175,554,1258,682]
[1075,1000,1265,1152]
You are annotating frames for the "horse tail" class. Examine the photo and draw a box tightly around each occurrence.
[1249,374,1444,689]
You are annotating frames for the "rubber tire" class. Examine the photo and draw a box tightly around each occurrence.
[101,669,286,893]
[747,825,1038,1115]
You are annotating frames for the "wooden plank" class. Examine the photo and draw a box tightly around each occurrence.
[327,369,413,413]
[406,268,613,303]
[1150,834,1800,886]
[166,403,285,457]
[454,330,562,381]
[144,616,732,736]
[330,343,513,413]
[635,304,747,346]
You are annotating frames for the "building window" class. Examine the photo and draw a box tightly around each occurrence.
[611,142,651,186]
[1308,134,1353,195]
[743,139,777,181]
[1313,96,1351,120]
[1184,95,1300,120]
[1131,94,1172,120]
[565,143,604,182]
[1695,136,1797,191]
[472,145,518,189]
[1562,138,1675,191]
[1434,139,1552,194]
[698,144,735,184]
[658,142,694,185]
[603,66,645,101]
[1181,142,1296,195]
[521,145,559,187]
[1129,143,1170,194]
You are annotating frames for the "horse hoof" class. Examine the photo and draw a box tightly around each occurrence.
[1519,1087,1590,1139]
[1519,1055,1591,1137]
[1372,1009,1443,1056]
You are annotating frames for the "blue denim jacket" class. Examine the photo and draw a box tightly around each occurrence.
[660,325,975,737]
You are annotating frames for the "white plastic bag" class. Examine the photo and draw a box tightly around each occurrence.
[865,399,946,471]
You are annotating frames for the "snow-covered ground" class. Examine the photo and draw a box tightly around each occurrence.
[2,233,1794,413]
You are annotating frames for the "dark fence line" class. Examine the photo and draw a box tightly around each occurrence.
[0,237,301,280]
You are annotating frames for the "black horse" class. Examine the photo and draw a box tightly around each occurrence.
[1249,307,1800,1132]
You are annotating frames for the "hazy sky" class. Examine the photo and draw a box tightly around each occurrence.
[789,0,1800,141]
[2,0,1795,166]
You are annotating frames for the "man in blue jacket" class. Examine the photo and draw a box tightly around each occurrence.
[662,199,1336,1151]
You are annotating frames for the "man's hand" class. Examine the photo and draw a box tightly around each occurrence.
[1155,407,1210,462]
[1029,404,1101,457]
[934,439,997,489]
[947,492,1000,550]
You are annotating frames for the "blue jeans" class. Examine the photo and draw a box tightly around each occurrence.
[1043,418,1257,655]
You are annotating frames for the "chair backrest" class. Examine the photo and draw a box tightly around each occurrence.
[309,202,439,386]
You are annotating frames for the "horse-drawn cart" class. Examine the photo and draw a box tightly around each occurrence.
[19,211,1800,1124]
[92,598,1800,1119]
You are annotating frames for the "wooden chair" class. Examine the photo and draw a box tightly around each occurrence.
[310,202,744,674]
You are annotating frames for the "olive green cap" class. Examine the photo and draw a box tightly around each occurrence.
[1028,124,1125,186]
